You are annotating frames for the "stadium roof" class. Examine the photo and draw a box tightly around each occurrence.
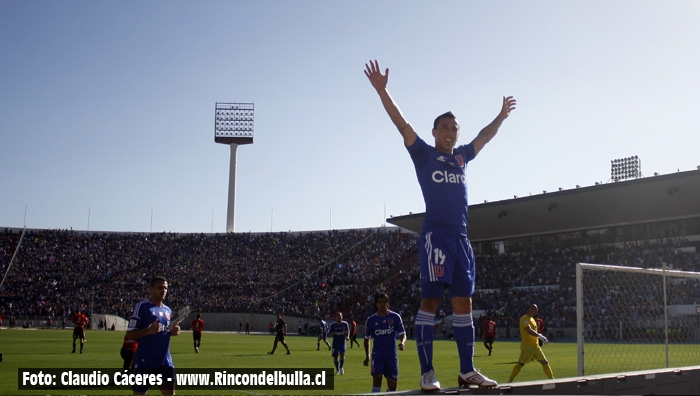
[387,169,700,242]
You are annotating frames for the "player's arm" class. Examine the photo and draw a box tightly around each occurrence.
[363,338,371,366]
[364,59,417,147]
[126,319,161,340]
[398,332,406,351]
[471,96,517,155]
[525,322,548,343]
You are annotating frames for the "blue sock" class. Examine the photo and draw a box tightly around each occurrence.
[371,387,381,393]
[339,358,345,369]
[452,313,475,374]
[415,310,435,374]
[334,359,339,371]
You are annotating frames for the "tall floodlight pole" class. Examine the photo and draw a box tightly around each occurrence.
[215,102,254,232]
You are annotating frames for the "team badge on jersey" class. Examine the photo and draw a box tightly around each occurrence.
[455,154,465,167]
[434,264,445,277]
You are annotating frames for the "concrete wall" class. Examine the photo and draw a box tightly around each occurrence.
[176,313,329,334]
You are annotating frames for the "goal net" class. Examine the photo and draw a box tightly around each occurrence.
[576,263,700,376]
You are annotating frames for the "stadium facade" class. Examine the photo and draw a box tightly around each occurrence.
[387,168,700,254]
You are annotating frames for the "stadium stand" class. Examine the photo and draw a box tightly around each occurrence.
[1,225,698,337]
[1,168,698,333]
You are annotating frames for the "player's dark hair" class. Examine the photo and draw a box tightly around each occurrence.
[150,276,167,287]
[433,111,456,130]
[374,291,389,306]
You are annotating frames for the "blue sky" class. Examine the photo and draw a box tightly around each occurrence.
[1,1,698,233]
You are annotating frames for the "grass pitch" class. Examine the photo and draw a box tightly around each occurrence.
[2,328,579,395]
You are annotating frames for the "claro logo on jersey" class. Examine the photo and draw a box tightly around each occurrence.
[374,326,395,336]
[432,170,466,184]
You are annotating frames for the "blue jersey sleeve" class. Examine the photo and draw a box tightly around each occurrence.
[127,300,149,331]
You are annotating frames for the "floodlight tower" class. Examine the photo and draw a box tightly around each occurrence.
[610,155,642,182]
[215,102,254,232]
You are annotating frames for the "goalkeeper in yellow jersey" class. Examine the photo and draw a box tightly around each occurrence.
[508,304,554,382]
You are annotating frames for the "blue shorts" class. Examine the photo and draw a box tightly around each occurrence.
[332,342,346,357]
[370,356,399,380]
[419,229,475,298]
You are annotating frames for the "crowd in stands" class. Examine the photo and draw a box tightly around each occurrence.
[0,228,415,322]
[1,227,699,336]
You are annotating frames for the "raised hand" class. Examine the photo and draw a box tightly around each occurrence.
[364,59,389,91]
[499,96,517,120]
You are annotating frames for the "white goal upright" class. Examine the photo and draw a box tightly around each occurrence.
[576,263,700,376]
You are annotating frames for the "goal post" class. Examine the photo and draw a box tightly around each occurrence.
[576,262,700,376]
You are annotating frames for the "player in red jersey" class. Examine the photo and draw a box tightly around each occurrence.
[121,334,138,371]
[349,317,360,349]
[535,315,546,347]
[71,309,89,354]
[483,316,497,356]
[191,313,204,353]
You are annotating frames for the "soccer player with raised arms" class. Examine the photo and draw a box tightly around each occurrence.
[365,59,516,391]
[364,292,406,392]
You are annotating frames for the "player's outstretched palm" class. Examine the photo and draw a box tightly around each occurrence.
[500,96,517,120]
[364,60,388,91]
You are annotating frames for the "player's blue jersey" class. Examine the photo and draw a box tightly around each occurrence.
[319,320,329,336]
[364,310,406,359]
[128,299,174,368]
[407,136,475,234]
[328,320,349,347]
